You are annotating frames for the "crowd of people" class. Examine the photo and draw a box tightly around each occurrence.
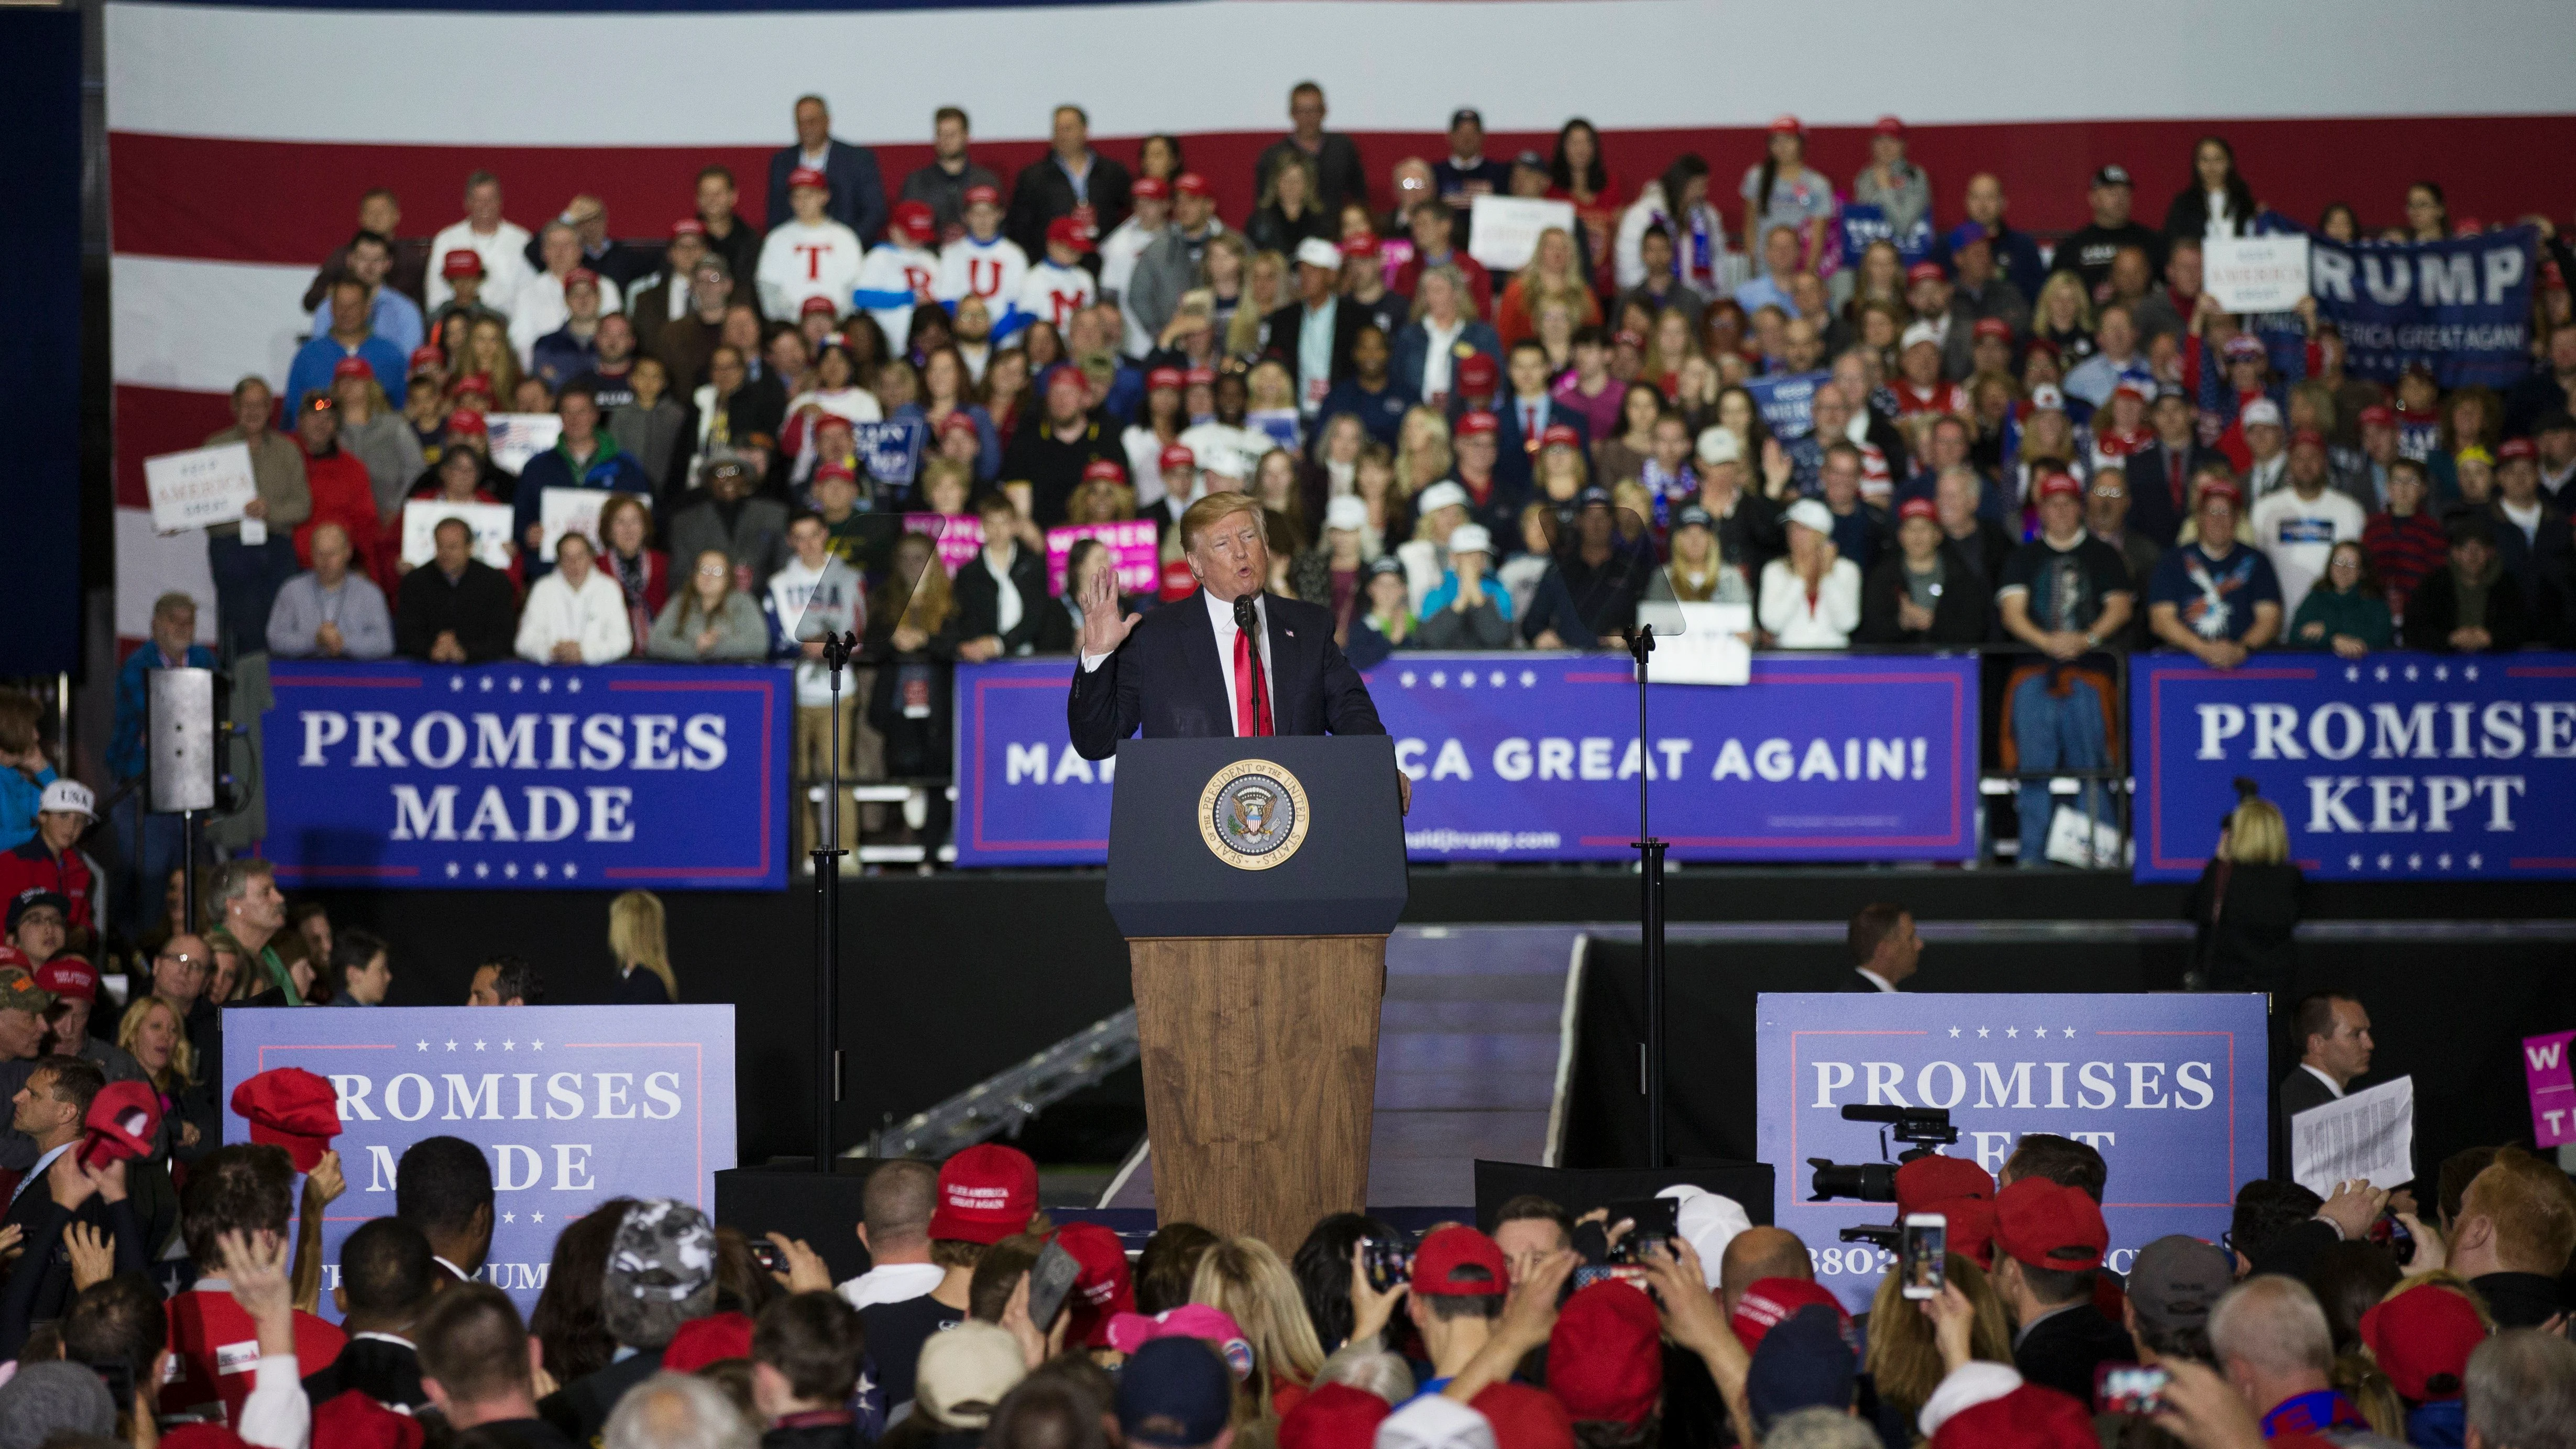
[0,1095,2563,1449]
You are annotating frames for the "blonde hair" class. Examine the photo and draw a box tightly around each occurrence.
[607,891,677,1001]
[1179,492,1266,552]
[118,994,196,1091]
[2035,271,2095,336]
[1394,407,1452,497]
[1864,1255,2013,1422]
[1189,1237,1325,1418]
[2222,797,2289,865]
[1227,251,1290,357]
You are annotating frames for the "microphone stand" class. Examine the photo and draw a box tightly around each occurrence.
[1630,622,1667,1168]
[811,629,854,1171]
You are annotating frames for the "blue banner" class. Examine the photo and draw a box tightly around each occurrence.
[2133,651,2576,882]
[1744,370,1830,441]
[853,420,926,488]
[951,652,1978,866]
[260,660,792,890]
[1838,203,1933,266]
[225,1005,737,1315]
[1757,991,2268,1314]
[2289,215,2539,391]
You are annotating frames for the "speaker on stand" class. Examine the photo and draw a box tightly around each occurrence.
[147,668,218,930]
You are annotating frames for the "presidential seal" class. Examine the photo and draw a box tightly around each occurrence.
[1199,759,1312,870]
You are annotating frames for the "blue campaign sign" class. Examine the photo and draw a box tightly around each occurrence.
[852,420,926,488]
[951,652,1977,866]
[1757,991,2268,1314]
[1837,203,1933,265]
[1743,370,1830,441]
[261,661,792,890]
[2289,214,2539,391]
[224,1005,737,1316]
[2132,651,2576,882]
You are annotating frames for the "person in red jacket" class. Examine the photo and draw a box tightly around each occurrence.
[163,1144,349,1428]
[0,782,97,943]
[292,375,383,576]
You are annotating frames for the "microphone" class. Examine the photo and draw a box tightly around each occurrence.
[1233,596,1269,736]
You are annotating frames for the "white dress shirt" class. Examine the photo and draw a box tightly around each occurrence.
[982,546,1026,638]
[1080,590,1277,738]
[1855,968,1898,993]
[837,1260,946,1310]
[515,567,636,664]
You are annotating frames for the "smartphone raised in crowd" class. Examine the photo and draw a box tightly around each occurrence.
[2096,1363,2173,1415]
[1026,1240,1082,1331]
[1899,1212,1947,1300]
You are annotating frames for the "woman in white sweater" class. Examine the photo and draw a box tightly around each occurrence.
[1758,498,1862,648]
[514,532,635,664]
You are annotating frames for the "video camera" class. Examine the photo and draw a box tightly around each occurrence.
[1806,1103,1963,1250]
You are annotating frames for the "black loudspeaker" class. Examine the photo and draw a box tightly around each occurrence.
[714,1162,883,1287]
[147,667,217,813]
[1472,1159,1776,1232]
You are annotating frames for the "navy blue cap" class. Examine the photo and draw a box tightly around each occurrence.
[1577,487,1613,508]
[1744,1304,1857,1430]
[1117,1338,1234,1449]
[1367,555,1406,578]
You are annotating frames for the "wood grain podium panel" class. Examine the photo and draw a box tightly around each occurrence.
[1129,934,1386,1250]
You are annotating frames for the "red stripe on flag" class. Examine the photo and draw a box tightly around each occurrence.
[114,383,247,509]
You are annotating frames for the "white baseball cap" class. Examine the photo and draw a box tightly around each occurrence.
[1696,426,1742,466]
[1295,237,1344,271]
[1446,523,1494,558]
[1900,321,1943,353]
[1415,480,1471,517]
[1324,495,1369,532]
[38,781,93,821]
[1785,498,1836,535]
[2240,398,2284,430]
[1657,1185,1753,1289]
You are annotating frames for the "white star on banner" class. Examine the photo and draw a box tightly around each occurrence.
[2375,666,2389,681]
[567,677,582,693]
[2005,1027,2019,1038]
[1948,1027,1961,1037]
[539,677,554,693]
[474,862,489,879]
[503,1040,515,1051]
[2434,665,2449,681]
[502,1212,515,1224]
[2344,666,2360,681]
[1399,672,1417,687]
[445,862,459,879]
[445,1040,458,1051]
[534,863,549,880]
[1430,671,1447,687]
[531,1040,544,1050]
[531,1213,545,1224]
[479,676,495,691]
[474,1040,487,1051]
[2469,853,2483,868]
[2464,665,2478,680]
[1519,671,1537,687]
[563,863,578,879]
[503,862,519,879]
[416,1040,429,1051]
[2063,1028,2078,1039]
[508,676,523,692]
[2439,854,2453,869]
[2349,854,2364,869]
[1460,671,1477,688]
[2404,665,2419,681]
[1977,1027,1990,1038]
[449,677,465,692]
[2378,854,2393,869]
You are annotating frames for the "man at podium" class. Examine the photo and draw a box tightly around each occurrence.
[1067,493,1407,808]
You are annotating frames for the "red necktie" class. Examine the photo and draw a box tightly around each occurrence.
[1232,623,1271,737]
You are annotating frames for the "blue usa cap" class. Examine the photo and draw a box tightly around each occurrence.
[1117,1338,1234,1449]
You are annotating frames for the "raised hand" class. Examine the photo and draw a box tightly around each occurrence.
[1078,562,1141,659]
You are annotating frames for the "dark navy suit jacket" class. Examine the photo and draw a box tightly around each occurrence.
[766,140,888,245]
[1067,590,1383,761]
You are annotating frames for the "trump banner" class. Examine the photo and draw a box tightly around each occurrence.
[2133,651,2576,882]
[1742,370,1830,441]
[951,652,1977,866]
[2283,214,2539,391]
[261,660,792,890]
[225,1004,737,1317]
[1757,991,2268,1314]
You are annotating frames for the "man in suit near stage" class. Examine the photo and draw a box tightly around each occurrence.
[1067,493,1410,811]
[2276,992,2373,1180]
[767,95,888,248]
[1840,903,1921,992]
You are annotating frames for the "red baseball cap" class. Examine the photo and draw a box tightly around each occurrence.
[2358,1283,2485,1401]
[2197,476,2243,504]
[1972,317,2013,342]
[1926,1195,1998,1270]
[1182,367,1216,388]
[333,357,376,381]
[2291,426,2330,452]
[928,1143,1037,1244]
[1413,1225,1509,1294]
[1131,176,1169,202]
[408,345,446,374]
[891,201,937,244]
[450,372,495,401]
[1159,444,1197,472]
[1054,1222,1135,1349]
[1146,366,1186,392]
[1906,261,1946,285]
[440,250,485,279]
[1769,114,1803,135]
[1173,173,1212,197]
[1730,1277,1851,1353]
[1929,1384,2096,1449]
[1895,1155,1995,1216]
[1455,355,1499,392]
[1547,1282,1662,1425]
[564,267,601,291]
[814,461,858,486]
[1454,409,1500,438]
[1473,1382,1574,1449]
[788,167,830,191]
[230,1067,342,1172]
[446,409,488,437]
[1280,1384,1387,1449]
[1540,423,1582,450]
[1615,330,1646,349]
[33,957,96,1002]
[661,1311,754,1373]
[1897,497,1938,523]
[2498,436,2538,463]
[2359,403,2397,429]
[801,295,840,317]
[1341,235,1382,259]
[938,411,980,438]
[1875,115,1906,136]
[963,183,1001,207]
[1082,458,1128,485]
[2036,471,2084,501]
[1993,1177,2109,1272]
[671,218,706,238]
[1047,215,1098,253]
[80,1080,163,1171]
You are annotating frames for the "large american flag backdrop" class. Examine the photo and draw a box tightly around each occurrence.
[107,0,2576,645]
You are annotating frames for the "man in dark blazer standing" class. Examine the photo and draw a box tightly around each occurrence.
[2276,992,2373,1181]
[767,95,887,246]
[1,1051,117,1322]
[2125,388,2229,548]
[1067,494,1409,813]
[1837,903,1921,992]
[1491,339,1590,498]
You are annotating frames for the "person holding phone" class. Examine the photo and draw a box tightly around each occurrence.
[2090,1234,2234,1424]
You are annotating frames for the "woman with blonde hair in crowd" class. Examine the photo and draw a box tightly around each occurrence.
[1393,407,1453,499]
[1190,1236,1325,1422]
[1226,250,1291,358]
[121,993,215,1160]
[607,890,677,1004]
[2032,272,2097,364]
[461,316,522,403]
[1496,226,1601,350]
[1865,1253,2015,1427]
[2185,792,2303,992]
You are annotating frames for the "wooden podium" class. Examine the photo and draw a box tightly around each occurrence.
[1109,737,1409,1250]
